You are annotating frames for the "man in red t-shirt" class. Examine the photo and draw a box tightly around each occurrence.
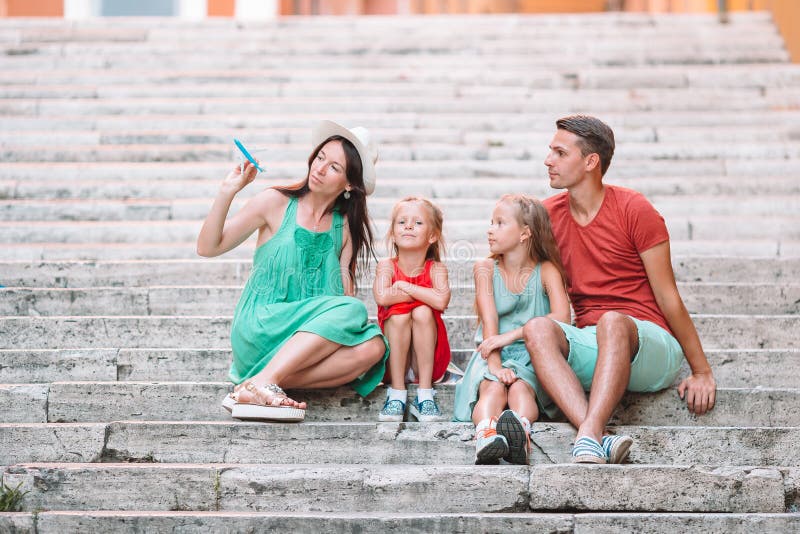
[523,115,716,464]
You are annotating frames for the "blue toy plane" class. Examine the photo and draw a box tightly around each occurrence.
[234,138,265,173]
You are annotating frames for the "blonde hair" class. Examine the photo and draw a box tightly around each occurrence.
[386,196,445,262]
[493,194,566,284]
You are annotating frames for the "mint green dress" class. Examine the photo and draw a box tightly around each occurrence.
[453,263,555,421]
[229,196,388,397]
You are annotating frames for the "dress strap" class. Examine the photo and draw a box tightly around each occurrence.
[330,208,344,253]
[276,195,298,234]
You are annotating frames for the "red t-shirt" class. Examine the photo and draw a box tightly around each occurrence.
[543,185,672,334]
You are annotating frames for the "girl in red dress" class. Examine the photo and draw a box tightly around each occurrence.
[373,197,451,422]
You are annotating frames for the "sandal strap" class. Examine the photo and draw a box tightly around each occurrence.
[244,381,291,407]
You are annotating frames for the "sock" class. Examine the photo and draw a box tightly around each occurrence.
[387,387,407,403]
[519,415,532,434]
[417,388,434,403]
[475,418,493,434]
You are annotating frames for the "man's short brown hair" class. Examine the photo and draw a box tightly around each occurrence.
[556,115,615,176]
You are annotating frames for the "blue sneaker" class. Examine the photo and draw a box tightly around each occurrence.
[408,396,445,422]
[378,398,406,422]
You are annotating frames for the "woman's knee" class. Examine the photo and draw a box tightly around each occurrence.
[357,336,386,366]
[410,305,434,323]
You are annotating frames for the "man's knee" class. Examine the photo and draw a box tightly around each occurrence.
[596,312,638,353]
[523,317,566,360]
[410,305,433,323]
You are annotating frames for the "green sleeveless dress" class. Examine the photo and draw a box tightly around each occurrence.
[452,262,555,421]
[229,196,388,397]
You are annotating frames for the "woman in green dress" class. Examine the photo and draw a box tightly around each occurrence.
[197,121,389,422]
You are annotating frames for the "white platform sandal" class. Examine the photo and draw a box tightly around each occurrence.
[230,381,305,422]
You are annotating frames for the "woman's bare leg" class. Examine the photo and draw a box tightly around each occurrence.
[282,336,386,389]
[238,332,344,409]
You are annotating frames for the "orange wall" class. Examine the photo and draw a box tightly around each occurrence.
[3,0,63,16]
[765,0,800,62]
[208,0,235,17]
[279,0,605,15]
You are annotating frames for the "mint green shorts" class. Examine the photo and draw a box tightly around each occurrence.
[555,317,684,393]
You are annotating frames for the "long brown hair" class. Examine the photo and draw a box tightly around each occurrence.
[385,197,445,262]
[493,193,566,284]
[273,135,375,286]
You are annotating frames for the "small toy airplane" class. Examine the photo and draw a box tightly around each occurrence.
[234,138,265,173]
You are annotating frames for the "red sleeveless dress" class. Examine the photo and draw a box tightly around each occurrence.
[377,258,451,383]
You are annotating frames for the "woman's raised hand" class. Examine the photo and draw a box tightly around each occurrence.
[221,161,259,195]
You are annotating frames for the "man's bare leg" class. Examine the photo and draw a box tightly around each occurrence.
[523,317,588,427]
[576,312,638,442]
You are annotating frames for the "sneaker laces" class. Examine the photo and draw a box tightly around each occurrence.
[476,426,498,439]
[476,417,499,440]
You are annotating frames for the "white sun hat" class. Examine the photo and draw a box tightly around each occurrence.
[311,120,378,196]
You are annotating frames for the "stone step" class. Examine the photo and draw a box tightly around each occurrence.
[1,348,795,388]
[2,257,797,288]
[2,64,800,90]
[3,382,798,426]
[1,215,796,244]
[4,175,800,206]
[1,314,797,351]
[1,29,781,52]
[4,140,800,163]
[2,89,796,116]
[4,239,796,262]
[3,124,800,148]
[0,463,790,513]
[3,70,798,100]
[2,110,799,132]
[2,158,799,185]
[2,421,800,468]
[2,195,797,222]
[1,511,798,534]
[2,283,797,317]
[0,46,787,71]
[1,38,788,66]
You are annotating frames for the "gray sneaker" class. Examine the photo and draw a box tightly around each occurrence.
[475,423,508,465]
[496,410,531,465]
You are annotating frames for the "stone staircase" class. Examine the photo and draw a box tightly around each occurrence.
[1,11,800,532]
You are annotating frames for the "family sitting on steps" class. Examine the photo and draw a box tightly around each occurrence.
[197,115,717,466]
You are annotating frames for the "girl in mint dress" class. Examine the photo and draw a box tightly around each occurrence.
[453,194,570,464]
[198,121,389,422]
